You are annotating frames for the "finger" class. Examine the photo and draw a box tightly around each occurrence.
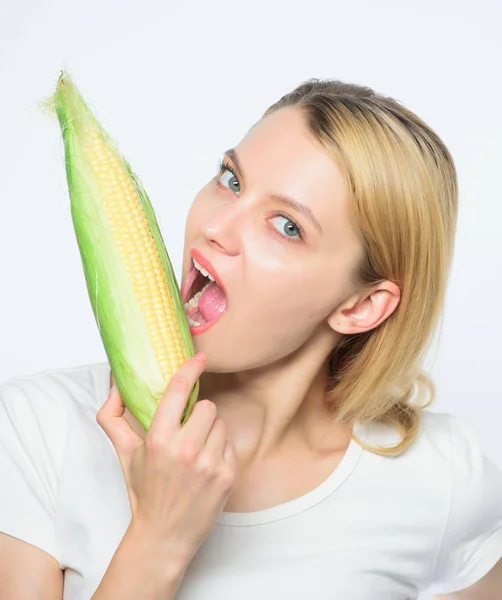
[97,384,142,455]
[180,399,218,450]
[148,354,206,437]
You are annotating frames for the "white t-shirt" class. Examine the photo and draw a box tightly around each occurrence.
[1,363,502,599]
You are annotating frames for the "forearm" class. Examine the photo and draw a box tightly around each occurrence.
[91,521,191,600]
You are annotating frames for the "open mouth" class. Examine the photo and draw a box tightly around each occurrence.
[181,260,227,332]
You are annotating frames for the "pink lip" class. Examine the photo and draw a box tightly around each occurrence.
[189,316,223,336]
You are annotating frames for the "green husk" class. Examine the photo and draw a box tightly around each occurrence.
[48,70,199,430]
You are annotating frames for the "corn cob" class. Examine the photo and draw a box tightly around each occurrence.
[48,71,199,430]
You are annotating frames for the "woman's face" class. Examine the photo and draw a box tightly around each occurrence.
[181,107,364,372]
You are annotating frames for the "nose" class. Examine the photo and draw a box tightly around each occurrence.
[201,201,245,256]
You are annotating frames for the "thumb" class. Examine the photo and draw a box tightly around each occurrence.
[97,383,143,458]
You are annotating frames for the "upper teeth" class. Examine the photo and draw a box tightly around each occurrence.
[193,258,215,282]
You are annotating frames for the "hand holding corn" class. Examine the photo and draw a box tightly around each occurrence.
[93,354,237,599]
[97,353,237,560]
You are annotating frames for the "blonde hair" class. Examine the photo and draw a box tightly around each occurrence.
[262,80,458,456]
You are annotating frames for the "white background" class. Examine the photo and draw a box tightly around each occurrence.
[0,1,501,597]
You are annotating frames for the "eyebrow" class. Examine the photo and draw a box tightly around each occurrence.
[224,148,323,234]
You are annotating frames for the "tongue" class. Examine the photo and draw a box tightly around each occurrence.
[198,282,227,322]
[186,282,227,324]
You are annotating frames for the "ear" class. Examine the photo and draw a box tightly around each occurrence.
[327,281,401,335]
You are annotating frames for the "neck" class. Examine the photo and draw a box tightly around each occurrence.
[198,324,351,463]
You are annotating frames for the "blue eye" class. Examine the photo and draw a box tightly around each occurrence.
[219,169,240,194]
[214,159,305,243]
[270,215,301,240]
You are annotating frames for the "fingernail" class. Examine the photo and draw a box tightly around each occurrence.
[110,383,118,395]
[194,353,206,362]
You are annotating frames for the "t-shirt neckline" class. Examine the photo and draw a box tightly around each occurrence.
[217,420,368,527]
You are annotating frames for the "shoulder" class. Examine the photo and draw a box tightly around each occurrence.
[0,362,111,459]
[363,410,464,462]
[417,409,500,478]
[360,410,502,593]
[0,361,111,417]
[368,409,488,455]
[361,410,502,499]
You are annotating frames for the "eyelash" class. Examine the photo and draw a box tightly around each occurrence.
[214,159,305,243]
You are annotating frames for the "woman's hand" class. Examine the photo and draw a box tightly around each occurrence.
[96,354,238,563]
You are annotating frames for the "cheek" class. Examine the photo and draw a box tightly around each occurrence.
[249,266,336,324]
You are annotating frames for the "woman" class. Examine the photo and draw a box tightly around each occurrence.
[1,79,501,599]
